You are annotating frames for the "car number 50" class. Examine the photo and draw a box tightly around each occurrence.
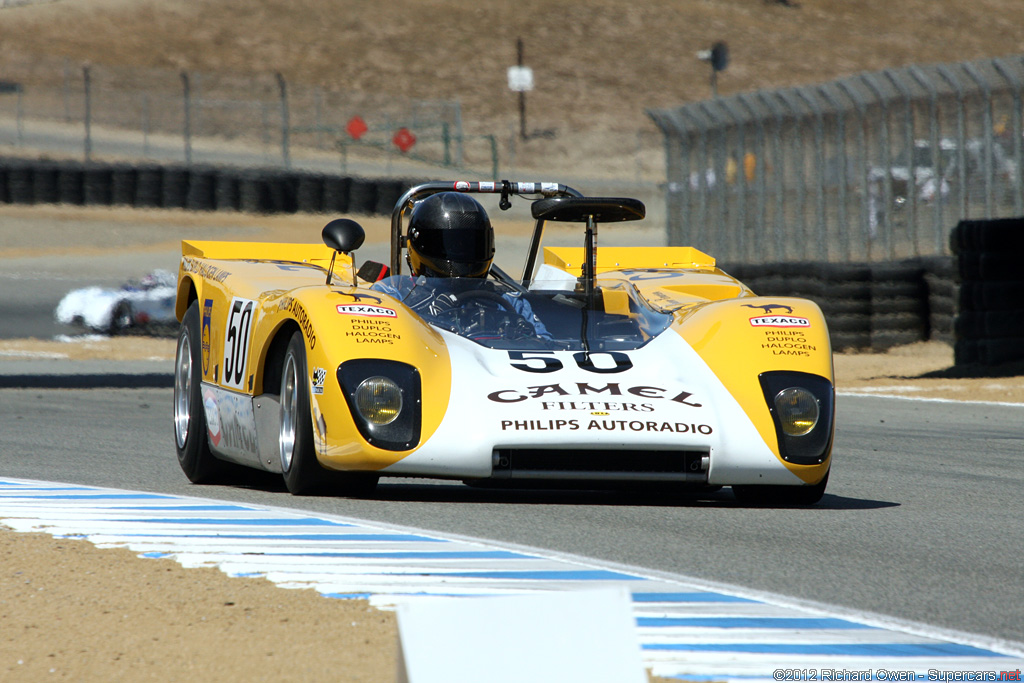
[507,350,632,374]
[223,297,255,390]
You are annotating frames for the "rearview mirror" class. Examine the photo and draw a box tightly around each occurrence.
[322,218,366,254]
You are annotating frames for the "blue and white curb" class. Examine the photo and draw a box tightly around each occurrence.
[2,477,1022,681]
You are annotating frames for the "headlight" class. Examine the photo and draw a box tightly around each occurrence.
[774,387,819,436]
[338,359,421,451]
[759,371,834,465]
[355,377,403,425]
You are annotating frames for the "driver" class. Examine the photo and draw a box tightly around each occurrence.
[372,191,550,339]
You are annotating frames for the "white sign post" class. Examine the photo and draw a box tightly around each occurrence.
[509,38,534,140]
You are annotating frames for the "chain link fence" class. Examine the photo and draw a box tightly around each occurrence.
[0,55,476,174]
[648,55,1024,264]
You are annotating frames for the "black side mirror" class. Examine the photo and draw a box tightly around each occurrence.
[322,218,366,253]
[322,219,366,285]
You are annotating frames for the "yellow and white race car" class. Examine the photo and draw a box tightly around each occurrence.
[173,181,834,504]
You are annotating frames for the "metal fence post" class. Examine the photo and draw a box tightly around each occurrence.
[885,69,919,255]
[277,72,291,169]
[680,108,711,251]
[454,100,464,167]
[756,91,787,262]
[142,94,151,159]
[861,73,895,259]
[697,101,729,258]
[992,57,1024,215]
[962,62,996,217]
[181,71,193,166]
[738,94,768,253]
[836,79,872,261]
[818,84,850,261]
[719,98,750,260]
[796,87,828,260]
[908,65,945,251]
[314,87,325,149]
[83,65,93,161]
[63,58,72,123]
[777,90,810,257]
[936,65,969,219]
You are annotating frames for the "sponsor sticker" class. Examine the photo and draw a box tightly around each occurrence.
[201,299,213,376]
[203,390,221,447]
[453,181,471,191]
[202,386,259,456]
[337,304,397,318]
[311,367,326,395]
[499,418,713,434]
[749,315,810,328]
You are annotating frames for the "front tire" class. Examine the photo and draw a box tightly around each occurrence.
[174,300,224,483]
[278,331,378,496]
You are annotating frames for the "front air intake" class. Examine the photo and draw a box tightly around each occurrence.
[491,448,709,482]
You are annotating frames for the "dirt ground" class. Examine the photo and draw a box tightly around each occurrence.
[0,530,399,682]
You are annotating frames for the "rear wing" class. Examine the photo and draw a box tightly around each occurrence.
[541,246,716,276]
[182,240,341,266]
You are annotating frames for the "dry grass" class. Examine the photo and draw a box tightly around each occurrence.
[2,0,1024,148]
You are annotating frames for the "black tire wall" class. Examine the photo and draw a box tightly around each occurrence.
[0,157,420,218]
[950,217,1024,367]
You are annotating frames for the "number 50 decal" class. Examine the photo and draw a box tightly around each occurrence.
[223,297,255,390]
[507,350,632,374]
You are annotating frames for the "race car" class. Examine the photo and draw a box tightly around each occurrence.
[173,180,834,504]
[57,269,177,336]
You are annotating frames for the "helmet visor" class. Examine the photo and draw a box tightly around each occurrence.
[413,227,494,263]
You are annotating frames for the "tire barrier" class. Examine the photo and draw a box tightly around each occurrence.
[185,166,217,212]
[32,161,60,204]
[109,164,137,206]
[57,162,85,206]
[0,157,420,218]
[5,159,33,204]
[213,171,239,212]
[322,175,352,214]
[347,177,379,215]
[950,217,1024,367]
[160,166,189,210]
[83,165,113,206]
[133,164,163,208]
[726,258,956,354]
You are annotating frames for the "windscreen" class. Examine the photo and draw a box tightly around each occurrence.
[372,275,672,350]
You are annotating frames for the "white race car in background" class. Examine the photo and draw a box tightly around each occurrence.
[56,270,177,335]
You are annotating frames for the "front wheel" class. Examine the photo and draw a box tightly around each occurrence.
[278,331,378,496]
[174,300,225,483]
[732,471,829,507]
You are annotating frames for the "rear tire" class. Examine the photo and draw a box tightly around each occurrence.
[174,300,225,483]
[278,331,378,496]
[732,471,829,507]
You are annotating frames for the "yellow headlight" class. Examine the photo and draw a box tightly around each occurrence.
[774,387,819,436]
[355,377,403,425]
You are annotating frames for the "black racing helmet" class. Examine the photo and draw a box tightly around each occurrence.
[406,192,495,278]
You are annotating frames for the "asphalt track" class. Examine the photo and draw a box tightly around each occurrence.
[1,385,1022,647]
